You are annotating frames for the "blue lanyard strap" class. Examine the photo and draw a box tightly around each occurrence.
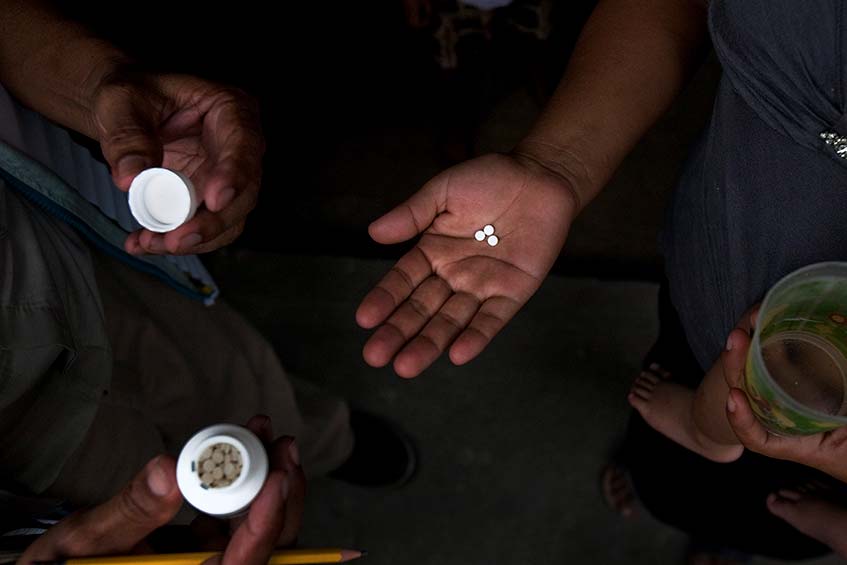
[0,141,217,303]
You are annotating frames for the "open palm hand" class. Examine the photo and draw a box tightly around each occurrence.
[356,153,578,378]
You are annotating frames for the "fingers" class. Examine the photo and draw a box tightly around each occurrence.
[721,328,751,389]
[392,292,481,378]
[725,388,792,459]
[156,77,263,219]
[268,437,306,547]
[197,101,264,214]
[368,175,446,245]
[362,276,452,369]
[20,456,182,563]
[207,438,306,565]
[356,247,433,329]
[206,471,288,565]
[245,414,273,444]
[125,207,250,256]
[189,221,247,255]
[448,295,522,366]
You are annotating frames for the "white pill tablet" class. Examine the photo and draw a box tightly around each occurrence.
[128,168,198,233]
[474,230,486,241]
[487,235,499,246]
[483,224,495,236]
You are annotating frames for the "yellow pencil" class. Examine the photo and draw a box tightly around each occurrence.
[36,548,366,565]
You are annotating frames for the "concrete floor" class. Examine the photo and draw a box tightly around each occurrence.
[210,252,843,565]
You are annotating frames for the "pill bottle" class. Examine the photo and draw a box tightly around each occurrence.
[128,168,198,232]
[176,424,268,518]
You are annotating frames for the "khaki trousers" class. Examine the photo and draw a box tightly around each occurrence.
[46,251,353,511]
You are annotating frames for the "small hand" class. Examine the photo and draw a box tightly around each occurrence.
[356,153,578,378]
[722,312,847,483]
[91,68,265,255]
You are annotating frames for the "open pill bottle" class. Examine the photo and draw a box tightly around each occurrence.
[176,424,268,518]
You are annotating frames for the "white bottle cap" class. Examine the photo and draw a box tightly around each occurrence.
[128,168,198,233]
[176,424,269,518]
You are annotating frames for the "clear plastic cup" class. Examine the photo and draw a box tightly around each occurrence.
[745,262,847,435]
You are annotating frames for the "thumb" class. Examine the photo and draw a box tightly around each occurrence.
[721,328,751,388]
[95,89,164,190]
[725,387,787,458]
[93,455,184,541]
[368,178,444,244]
[20,455,183,563]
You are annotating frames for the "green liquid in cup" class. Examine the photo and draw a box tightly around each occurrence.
[744,264,847,435]
[761,331,847,417]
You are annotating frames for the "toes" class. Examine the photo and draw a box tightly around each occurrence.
[628,391,648,410]
[637,371,659,385]
[767,492,797,520]
[630,374,656,399]
[601,465,636,518]
[776,489,803,502]
[648,362,672,379]
[807,480,832,494]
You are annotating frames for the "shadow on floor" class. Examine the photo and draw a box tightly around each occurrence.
[208,252,841,565]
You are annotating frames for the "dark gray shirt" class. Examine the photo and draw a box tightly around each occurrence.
[664,0,847,371]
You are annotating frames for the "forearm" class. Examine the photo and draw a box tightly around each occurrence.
[0,0,130,139]
[514,0,709,212]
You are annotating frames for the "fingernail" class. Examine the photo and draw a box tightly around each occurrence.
[148,237,166,252]
[726,335,734,351]
[281,474,291,499]
[179,233,203,249]
[126,240,142,255]
[288,440,300,467]
[727,396,737,413]
[147,456,171,497]
[215,188,236,210]
[117,155,148,179]
[258,415,271,432]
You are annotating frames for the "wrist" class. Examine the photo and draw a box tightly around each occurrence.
[511,136,601,215]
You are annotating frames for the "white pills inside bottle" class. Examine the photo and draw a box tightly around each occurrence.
[176,424,268,518]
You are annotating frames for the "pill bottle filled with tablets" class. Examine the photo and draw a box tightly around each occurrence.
[176,424,269,518]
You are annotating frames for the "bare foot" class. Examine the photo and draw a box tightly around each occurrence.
[600,462,636,518]
[767,489,847,558]
[628,364,743,463]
